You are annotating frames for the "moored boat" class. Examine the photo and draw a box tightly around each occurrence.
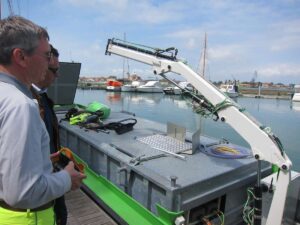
[178,81,194,92]
[219,83,239,97]
[106,80,122,92]
[292,84,300,102]
[121,80,144,92]
[163,86,181,95]
[136,80,163,93]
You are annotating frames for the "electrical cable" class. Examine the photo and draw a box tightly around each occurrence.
[261,126,285,155]
[200,210,225,225]
[216,210,225,225]
[243,187,256,225]
[192,96,245,121]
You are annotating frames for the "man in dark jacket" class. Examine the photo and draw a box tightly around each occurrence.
[32,44,68,225]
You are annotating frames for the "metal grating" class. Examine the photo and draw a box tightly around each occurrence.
[137,134,192,154]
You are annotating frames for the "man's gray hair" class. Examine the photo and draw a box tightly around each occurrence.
[0,16,49,65]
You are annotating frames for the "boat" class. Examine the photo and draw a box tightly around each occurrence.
[121,80,144,92]
[163,86,181,95]
[197,33,239,99]
[292,101,300,111]
[58,108,300,225]
[163,81,194,95]
[106,80,122,92]
[196,32,207,78]
[292,84,300,102]
[219,82,239,97]
[178,81,194,92]
[59,111,272,225]
[51,40,300,225]
[136,80,163,93]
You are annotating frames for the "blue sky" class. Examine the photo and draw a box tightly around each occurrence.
[1,0,300,84]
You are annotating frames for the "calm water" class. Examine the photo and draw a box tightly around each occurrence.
[75,89,300,171]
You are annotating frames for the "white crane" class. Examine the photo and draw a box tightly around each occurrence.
[105,38,292,225]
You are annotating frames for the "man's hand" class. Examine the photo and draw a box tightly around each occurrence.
[64,161,87,190]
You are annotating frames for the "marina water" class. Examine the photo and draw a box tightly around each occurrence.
[75,89,300,171]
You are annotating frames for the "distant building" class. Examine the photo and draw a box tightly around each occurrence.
[239,82,252,88]
[128,73,141,81]
[107,75,118,80]
[262,83,273,88]
[159,79,170,86]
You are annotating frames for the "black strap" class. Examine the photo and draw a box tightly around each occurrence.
[74,117,137,135]
[104,118,137,134]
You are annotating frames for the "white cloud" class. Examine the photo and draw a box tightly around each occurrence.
[59,0,185,25]
[259,64,300,77]
[60,0,128,10]
[270,35,300,51]
[132,1,183,24]
[47,0,300,84]
[269,19,300,51]
[186,38,197,49]
[209,44,243,61]
[166,29,202,39]
[165,29,208,50]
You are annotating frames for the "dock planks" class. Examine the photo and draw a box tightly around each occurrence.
[65,189,118,225]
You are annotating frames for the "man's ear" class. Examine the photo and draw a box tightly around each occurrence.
[11,48,27,67]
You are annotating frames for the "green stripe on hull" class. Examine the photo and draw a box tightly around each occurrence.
[74,154,183,225]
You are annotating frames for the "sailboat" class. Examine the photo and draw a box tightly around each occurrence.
[163,33,208,95]
[292,84,300,102]
[197,32,207,78]
[119,33,145,92]
[197,34,239,98]
[219,81,239,98]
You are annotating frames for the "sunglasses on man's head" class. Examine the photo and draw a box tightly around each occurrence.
[48,67,59,74]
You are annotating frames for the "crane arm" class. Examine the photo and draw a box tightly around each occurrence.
[105,38,292,225]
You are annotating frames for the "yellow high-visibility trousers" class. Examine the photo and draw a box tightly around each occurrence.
[0,206,56,225]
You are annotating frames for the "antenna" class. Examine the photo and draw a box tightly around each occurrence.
[17,0,20,15]
[127,58,130,79]
[251,70,258,87]
[7,0,14,16]
[69,50,74,62]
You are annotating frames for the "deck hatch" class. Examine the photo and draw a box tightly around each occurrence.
[137,134,192,154]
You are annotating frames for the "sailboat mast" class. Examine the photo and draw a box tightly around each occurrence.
[0,0,2,19]
[202,32,207,78]
[122,32,126,80]
[127,58,130,79]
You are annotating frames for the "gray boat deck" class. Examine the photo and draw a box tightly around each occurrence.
[59,111,271,223]
[65,189,117,225]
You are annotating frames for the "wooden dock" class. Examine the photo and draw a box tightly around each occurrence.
[65,189,118,225]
